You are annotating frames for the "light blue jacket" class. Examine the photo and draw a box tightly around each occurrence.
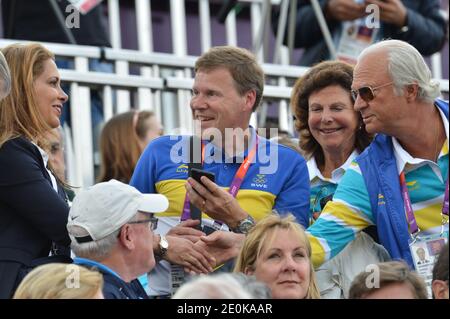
[357,99,448,268]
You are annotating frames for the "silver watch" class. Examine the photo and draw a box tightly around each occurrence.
[232,215,255,234]
[158,235,169,257]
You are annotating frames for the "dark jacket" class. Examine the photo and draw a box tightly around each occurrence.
[0,137,71,298]
[279,0,447,66]
[357,99,448,268]
[74,258,148,299]
[1,0,111,47]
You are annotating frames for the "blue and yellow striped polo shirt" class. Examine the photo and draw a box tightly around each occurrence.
[131,132,310,227]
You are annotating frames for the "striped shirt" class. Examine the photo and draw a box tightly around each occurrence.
[307,151,358,222]
[308,107,449,267]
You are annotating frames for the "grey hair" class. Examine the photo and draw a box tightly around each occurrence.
[69,214,139,260]
[359,40,441,103]
[0,51,11,100]
[231,273,272,299]
[172,273,255,299]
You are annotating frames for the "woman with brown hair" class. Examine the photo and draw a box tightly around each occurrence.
[97,110,162,183]
[0,43,71,298]
[349,261,428,299]
[291,60,389,298]
[292,60,372,221]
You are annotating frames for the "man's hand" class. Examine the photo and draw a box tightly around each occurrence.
[164,235,216,274]
[325,0,367,21]
[166,219,205,243]
[365,0,407,27]
[185,177,248,229]
[190,231,245,269]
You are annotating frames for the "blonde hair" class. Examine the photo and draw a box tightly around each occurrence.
[0,43,55,148]
[234,213,321,299]
[13,263,103,299]
[0,50,11,100]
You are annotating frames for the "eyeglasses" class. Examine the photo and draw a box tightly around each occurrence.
[351,82,393,102]
[128,216,158,231]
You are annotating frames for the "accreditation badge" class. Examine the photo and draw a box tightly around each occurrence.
[170,263,186,296]
[336,19,378,65]
[409,232,448,298]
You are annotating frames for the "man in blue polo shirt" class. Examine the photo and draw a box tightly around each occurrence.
[130,46,310,297]
[67,180,169,299]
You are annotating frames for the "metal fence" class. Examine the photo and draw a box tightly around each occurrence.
[0,0,448,188]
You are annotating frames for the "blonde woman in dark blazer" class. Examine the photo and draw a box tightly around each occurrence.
[0,43,71,298]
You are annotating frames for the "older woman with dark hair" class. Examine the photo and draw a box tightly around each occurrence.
[291,60,390,298]
[292,60,371,220]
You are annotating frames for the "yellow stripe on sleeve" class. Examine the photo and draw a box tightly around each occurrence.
[321,201,372,231]
[308,234,326,269]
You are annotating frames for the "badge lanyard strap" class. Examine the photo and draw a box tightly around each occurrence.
[399,172,419,236]
[181,137,258,224]
[443,172,449,216]
[400,171,449,237]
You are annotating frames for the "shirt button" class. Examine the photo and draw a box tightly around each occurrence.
[223,165,228,170]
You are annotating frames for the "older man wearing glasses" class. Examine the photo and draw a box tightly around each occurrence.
[307,40,448,275]
[67,180,169,299]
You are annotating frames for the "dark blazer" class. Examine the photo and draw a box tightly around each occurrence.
[275,0,447,66]
[0,137,71,298]
[1,0,111,47]
[74,258,148,299]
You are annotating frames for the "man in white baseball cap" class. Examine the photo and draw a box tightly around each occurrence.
[67,179,169,299]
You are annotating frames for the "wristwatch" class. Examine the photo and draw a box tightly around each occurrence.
[231,215,255,235]
[158,235,169,257]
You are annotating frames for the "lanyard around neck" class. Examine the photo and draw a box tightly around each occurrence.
[443,173,449,216]
[399,171,449,236]
[181,136,258,222]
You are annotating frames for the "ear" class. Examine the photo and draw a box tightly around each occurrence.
[243,89,257,112]
[118,225,136,250]
[404,83,419,103]
[432,280,449,299]
[244,266,254,276]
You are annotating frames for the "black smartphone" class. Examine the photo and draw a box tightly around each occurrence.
[189,168,215,187]
[188,168,215,230]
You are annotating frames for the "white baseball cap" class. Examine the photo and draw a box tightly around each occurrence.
[67,179,169,243]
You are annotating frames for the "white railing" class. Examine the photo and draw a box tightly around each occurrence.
[1,38,448,189]
[0,38,302,187]
[1,0,447,188]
